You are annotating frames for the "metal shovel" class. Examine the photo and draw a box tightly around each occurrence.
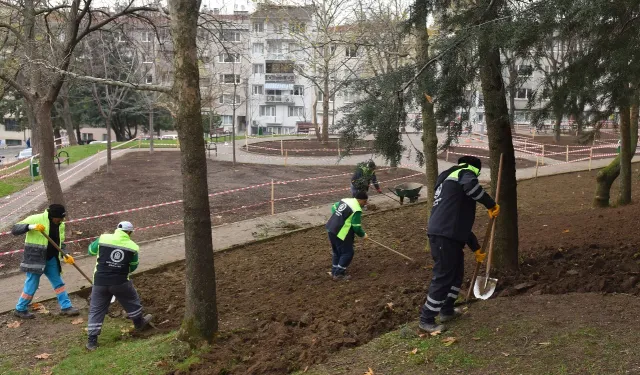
[470,153,503,300]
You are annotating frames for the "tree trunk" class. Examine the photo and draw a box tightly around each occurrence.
[508,66,517,130]
[35,101,65,205]
[414,0,438,234]
[106,116,112,173]
[232,83,237,164]
[618,104,632,205]
[553,112,562,143]
[25,101,39,154]
[322,78,330,144]
[61,85,78,146]
[149,104,155,152]
[478,2,519,271]
[594,95,639,207]
[312,96,321,141]
[169,0,218,344]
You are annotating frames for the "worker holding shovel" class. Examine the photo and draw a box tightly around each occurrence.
[85,221,152,351]
[326,191,369,281]
[11,204,80,319]
[418,156,500,333]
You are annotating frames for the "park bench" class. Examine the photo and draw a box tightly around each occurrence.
[54,150,70,170]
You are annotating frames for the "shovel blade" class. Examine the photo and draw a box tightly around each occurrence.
[473,276,498,300]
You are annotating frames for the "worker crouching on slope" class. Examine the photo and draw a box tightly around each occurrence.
[12,204,79,319]
[325,191,369,281]
[351,160,382,198]
[419,156,500,333]
[86,221,152,351]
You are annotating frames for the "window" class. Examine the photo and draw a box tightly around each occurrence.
[288,106,304,117]
[142,31,152,43]
[143,54,153,64]
[220,30,241,42]
[252,43,264,54]
[145,74,153,84]
[102,134,108,141]
[293,85,304,96]
[518,64,533,77]
[219,94,241,104]
[218,53,239,63]
[4,119,19,131]
[82,133,94,141]
[516,88,532,99]
[343,90,357,103]
[271,23,283,33]
[317,92,333,102]
[219,74,240,84]
[253,85,264,95]
[346,45,358,58]
[221,115,233,125]
[5,139,21,146]
[253,22,264,33]
[117,32,126,43]
[289,22,306,33]
[260,105,276,116]
[267,41,282,54]
[253,64,264,74]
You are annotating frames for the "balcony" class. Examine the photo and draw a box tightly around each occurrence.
[260,116,281,124]
[266,53,294,61]
[265,95,295,104]
[265,73,295,83]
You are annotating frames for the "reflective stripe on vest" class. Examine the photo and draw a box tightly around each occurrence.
[445,164,480,182]
[336,198,362,240]
[21,210,66,247]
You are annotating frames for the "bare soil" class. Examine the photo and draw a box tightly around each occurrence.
[3,163,640,374]
[0,152,418,273]
[243,139,373,157]
[438,146,537,169]
[514,133,621,162]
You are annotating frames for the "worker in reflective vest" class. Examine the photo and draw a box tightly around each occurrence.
[325,191,369,281]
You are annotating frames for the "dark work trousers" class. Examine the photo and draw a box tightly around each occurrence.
[420,235,465,324]
[87,280,144,336]
[328,232,355,276]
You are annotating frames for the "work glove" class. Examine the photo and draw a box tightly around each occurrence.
[62,254,75,265]
[30,224,45,232]
[363,233,369,240]
[488,204,500,219]
[474,249,487,263]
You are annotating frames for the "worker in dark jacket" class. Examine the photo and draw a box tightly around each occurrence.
[419,156,500,333]
[326,191,369,281]
[351,160,382,197]
[85,221,152,351]
[12,204,79,319]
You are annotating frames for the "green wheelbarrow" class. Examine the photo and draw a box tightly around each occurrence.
[388,182,423,205]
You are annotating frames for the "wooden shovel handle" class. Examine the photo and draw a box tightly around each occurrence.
[484,153,504,278]
[42,231,93,285]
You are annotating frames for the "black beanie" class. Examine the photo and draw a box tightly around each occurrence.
[458,156,482,171]
[355,191,368,200]
[48,204,66,219]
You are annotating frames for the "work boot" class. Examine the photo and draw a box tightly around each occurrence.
[439,307,464,323]
[60,307,80,316]
[332,274,351,281]
[13,309,35,319]
[134,314,153,331]
[418,321,446,334]
[86,335,98,351]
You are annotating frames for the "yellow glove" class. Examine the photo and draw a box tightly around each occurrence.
[474,249,486,263]
[488,204,500,219]
[62,255,75,265]
[33,224,45,232]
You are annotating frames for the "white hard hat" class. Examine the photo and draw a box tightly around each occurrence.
[117,221,134,232]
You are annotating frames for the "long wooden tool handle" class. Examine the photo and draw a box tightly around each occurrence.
[368,238,415,262]
[484,153,504,279]
[42,231,93,285]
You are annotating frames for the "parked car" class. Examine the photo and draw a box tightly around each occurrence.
[16,148,32,159]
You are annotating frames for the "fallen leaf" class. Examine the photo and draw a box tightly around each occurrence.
[410,348,418,354]
[31,303,44,310]
[7,321,21,328]
[73,231,83,235]
[386,302,394,311]
[563,229,570,233]
[121,328,132,334]
[501,352,510,357]
[35,353,52,360]
[430,330,442,337]
[303,366,309,372]
[537,342,551,346]
[472,337,481,341]
[71,318,84,325]
[442,337,457,346]
[418,333,427,338]
[364,368,375,375]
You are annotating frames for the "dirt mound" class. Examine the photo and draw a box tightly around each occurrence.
[497,244,640,297]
